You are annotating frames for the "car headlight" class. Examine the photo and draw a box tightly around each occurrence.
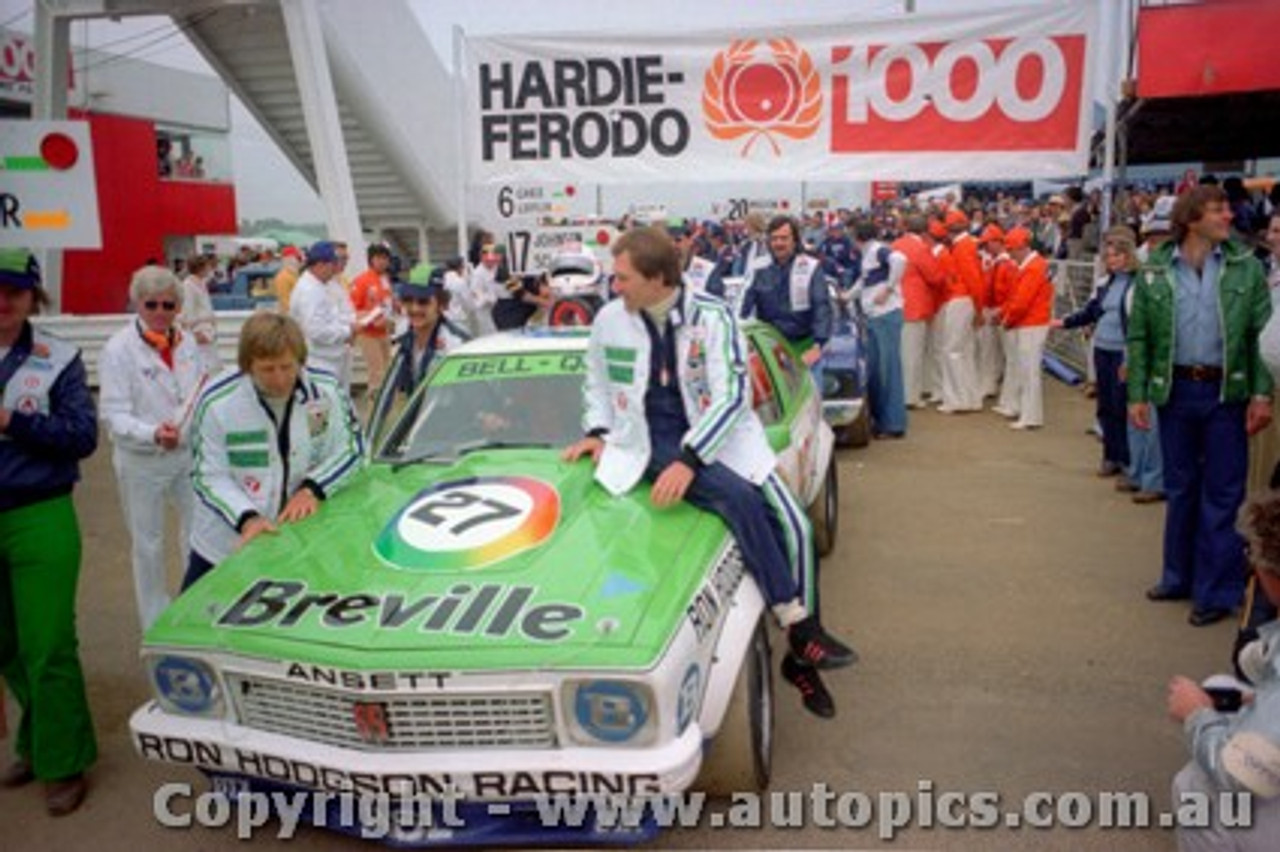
[562,680,657,747]
[146,655,225,718]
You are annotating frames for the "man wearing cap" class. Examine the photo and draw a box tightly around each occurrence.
[983,227,1019,418]
[739,215,833,376]
[998,228,1053,429]
[892,216,945,409]
[289,240,357,392]
[386,265,471,398]
[348,243,396,406]
[1133,185,1274,627]
[0,249,98,814]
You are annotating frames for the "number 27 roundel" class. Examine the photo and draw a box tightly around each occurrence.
[374,476,560,572]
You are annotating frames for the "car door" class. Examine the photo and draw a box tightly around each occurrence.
[746,323,828,505]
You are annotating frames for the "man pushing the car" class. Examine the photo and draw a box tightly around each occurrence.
[563,226,857,718]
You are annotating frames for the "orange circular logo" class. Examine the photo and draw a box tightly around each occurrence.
[703,38,821,157]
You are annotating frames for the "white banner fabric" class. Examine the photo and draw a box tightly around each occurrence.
[464,3,1097,186]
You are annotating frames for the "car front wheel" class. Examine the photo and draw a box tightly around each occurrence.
[696,617,773,796]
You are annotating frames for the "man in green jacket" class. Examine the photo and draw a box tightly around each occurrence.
[1128,185,1274,626]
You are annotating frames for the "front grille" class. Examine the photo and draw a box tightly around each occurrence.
[226,675,557,751]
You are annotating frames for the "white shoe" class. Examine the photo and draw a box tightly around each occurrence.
[1009,421,1041,430]
[936,405,957,414]
[992,406,1017,419]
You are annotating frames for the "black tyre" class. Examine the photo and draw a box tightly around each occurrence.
[843,402,871,448]
[696,617,773,795]
[807,457,838,558]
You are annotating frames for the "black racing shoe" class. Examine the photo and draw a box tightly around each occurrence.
[781,653,835,719]
[787,615,859,669]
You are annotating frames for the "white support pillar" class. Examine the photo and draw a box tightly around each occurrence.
[279,0,365,269]
[452,25,469,262]
[32,4,72,312]
[1099,0,1127,234]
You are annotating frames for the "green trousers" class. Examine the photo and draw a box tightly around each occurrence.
[0,494,97,780]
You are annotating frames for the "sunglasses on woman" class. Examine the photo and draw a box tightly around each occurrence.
[143,300,178,311]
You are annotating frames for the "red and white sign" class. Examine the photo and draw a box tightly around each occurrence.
[0,30,80,103]
[464,4,1096,185]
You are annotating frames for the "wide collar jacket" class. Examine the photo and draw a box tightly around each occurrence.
[584,288,775,496]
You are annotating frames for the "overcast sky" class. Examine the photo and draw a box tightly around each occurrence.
[0,0,1123,223]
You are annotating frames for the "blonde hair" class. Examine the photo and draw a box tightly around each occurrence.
[237,311,307,373]
[1103,226,1139,272]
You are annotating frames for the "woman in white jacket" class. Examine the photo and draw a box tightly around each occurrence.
[99,265,206,630]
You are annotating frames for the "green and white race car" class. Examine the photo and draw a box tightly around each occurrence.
[130,323,839,845]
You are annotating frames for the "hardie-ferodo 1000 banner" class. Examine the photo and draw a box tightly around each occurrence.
[464,3,1096,185]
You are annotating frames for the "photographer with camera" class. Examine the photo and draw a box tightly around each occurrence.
[1166,490,1280,850]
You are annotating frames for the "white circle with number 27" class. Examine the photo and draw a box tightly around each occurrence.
[397,482,535,553]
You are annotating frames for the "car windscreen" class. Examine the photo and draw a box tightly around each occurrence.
[551,255,596,277]
[376,351,587,464]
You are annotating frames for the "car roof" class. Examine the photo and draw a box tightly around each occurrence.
[449,328,591,357]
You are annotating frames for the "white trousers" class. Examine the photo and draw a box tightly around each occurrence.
[902,320,930,407]
[938,299,981,411]
[113,446,194,631]
[975,316,1003,398]
[1010,325,1049,427]
[996,327,1020,415]
[925,316,944,399]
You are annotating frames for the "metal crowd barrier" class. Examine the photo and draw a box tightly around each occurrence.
[32,310,370,389]
[1045,258,1100,378]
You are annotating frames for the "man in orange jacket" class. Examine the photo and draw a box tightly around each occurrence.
[932,213,981,413]
[982,226,1019,419]
[893,215,945,409]
[1000,227,1054,429]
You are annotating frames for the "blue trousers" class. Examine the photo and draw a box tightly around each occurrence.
[1156,379,1248,611]
[644,441,814,612]
[866,309,907,435]
[1094,347,1129,468]
[1127,407,1164,494]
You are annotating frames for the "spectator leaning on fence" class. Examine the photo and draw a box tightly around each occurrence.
[1053,228,1139,482]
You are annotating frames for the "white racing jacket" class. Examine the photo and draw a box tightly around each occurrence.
[584,288,775,496]
[98,321,205,453]
[189,367,364,564]
[1185,620,1280,798]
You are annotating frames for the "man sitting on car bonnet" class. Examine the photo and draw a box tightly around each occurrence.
[564,226,857,718]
